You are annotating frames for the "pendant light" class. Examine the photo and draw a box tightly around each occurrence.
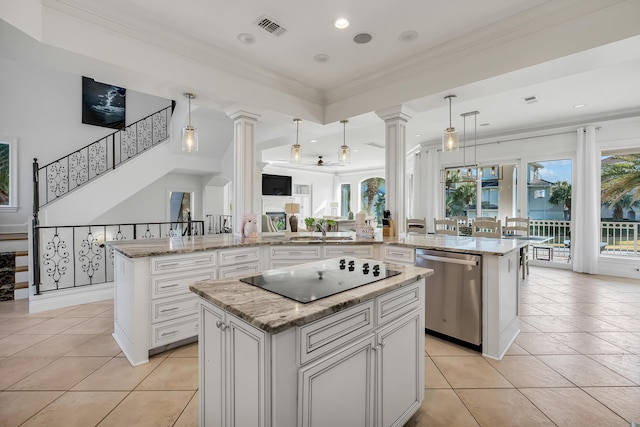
[338,119,350,165]
[290,118,302,163]
[460,110,479,180]
[442,95,459,152]
[181,93,198,152]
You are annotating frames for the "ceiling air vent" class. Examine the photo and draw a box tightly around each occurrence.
[523,96,538,104]
[365,142,385,149]
[255,15,287,36]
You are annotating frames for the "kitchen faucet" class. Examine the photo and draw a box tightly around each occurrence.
[316,221,327,236]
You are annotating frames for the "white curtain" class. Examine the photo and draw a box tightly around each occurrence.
[572,126,599,274]
[425,148,441,233]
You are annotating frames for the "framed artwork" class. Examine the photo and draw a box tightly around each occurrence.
[0,139,17,212]
[82,76,126,129]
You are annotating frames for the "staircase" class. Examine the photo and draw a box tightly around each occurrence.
[0,233,29,301]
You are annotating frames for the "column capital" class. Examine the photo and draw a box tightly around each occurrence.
[225,104,261,121]
[375,105,414,122]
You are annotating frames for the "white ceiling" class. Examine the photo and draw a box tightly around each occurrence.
[2,0,640,172]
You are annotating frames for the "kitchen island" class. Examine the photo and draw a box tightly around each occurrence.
[190,258,432,427]
[109,232,526,365]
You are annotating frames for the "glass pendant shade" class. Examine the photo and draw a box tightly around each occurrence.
[442,95,459,152]
[290,118,302,163]
[338,144,350,164]
[182,125,198,152]
[338,119,350,165]
[182,92,198,152]
[443,128,459,151]
[290,143,302,163]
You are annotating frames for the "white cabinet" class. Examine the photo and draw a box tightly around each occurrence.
[298,335,376,427]
[218,247,261,279]
[196,279,425,427]
[113,250,217,366]
[269,245,322,269]
[380,245,415,265]
[323,244,375,259]
[200,300,267,427]
[375,311,423,427]
[298,282,424,427]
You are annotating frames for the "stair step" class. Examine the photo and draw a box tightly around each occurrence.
[15,250,28,257]
[15,281,28,290]
[0,233,28,241]
[16,265,28,273]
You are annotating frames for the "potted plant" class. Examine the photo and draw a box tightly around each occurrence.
[304,217,315,230]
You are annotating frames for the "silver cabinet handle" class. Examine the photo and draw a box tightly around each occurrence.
[417,254,479,266]
[160,307,179,313]
[162,283,180,288]
[234,254,249,258]
[215,320,228,331]
[161,330,178,337]
[159,262,179,268]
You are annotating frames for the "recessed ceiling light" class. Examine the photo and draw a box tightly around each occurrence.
[353,149,360,152]
[310,139,317,143]
[314,54,330,63]
[237,33,256,44]
[399,30,418,42]
[415,134,421,137]
[573,104,586,108]
[479,123,490,127]
[333,17,349,29]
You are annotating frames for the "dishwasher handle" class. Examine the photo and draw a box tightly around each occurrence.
[417,253,479,266]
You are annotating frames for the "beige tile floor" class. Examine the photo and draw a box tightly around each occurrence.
[1,266,639,426]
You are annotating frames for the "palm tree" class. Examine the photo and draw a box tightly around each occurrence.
[601,154,640,207]
[451,183,476,216]
[362,177,382,216]
[548,180,572,220]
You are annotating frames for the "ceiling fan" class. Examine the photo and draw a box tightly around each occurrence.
[313,155,343,167]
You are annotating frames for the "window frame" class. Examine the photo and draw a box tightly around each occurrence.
[0,138,18,212]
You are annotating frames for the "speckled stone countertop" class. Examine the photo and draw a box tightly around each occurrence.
[189,262,433,334]
[108,231,527,258]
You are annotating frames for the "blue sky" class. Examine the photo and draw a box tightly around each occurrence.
[535,159,572,183]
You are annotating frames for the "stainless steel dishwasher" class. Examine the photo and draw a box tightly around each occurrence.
[415,249,482,346]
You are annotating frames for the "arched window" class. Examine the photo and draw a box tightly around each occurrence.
[360,177,385,224]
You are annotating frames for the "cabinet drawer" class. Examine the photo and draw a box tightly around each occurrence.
[151,270,217,299]
[219,261,261,279]
[270,246,322,260]
[218,247,260,266]
[298,300,374,365]
[323,245,374,259]
[151,295,199,323]
[150,252,216,274]
[376,281,422,327]
[150,314,199,348]
[382,245,415,265]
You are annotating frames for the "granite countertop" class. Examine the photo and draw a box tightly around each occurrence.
[189,262,433,334]
[108,231,527,258]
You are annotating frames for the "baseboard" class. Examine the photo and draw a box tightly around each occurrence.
[29,283,114,313]
[14,288,29,300]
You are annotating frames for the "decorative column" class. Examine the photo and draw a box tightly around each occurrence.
[376,105,412,236]
[226,107,261,236]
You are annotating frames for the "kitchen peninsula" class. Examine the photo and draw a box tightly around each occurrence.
[109,232,526,366]
[190,258,431,426]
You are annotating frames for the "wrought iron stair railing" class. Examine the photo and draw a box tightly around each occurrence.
[33,220,204,295]
[33,104,174,209]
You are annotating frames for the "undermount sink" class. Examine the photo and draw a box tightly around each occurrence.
[288,235,354,242]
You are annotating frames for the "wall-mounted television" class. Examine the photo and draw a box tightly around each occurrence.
[262,174,292,196]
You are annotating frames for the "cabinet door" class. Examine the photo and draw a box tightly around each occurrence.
[226,315,267,427]
[376,310,423,427]
[299,335,375,427]
[200,304,225,427]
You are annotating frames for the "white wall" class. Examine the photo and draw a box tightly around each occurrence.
[92,172,204,224]
[261,165,335,217]
[0,56,170,232]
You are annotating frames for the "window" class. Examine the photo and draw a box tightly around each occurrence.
[0,139,17,212]
[600,150,639,257]
[340,184,351,217]
[360,177,385,225]
[526,159,572,220]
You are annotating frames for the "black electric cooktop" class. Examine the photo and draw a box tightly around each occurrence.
[240,257,401,304]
